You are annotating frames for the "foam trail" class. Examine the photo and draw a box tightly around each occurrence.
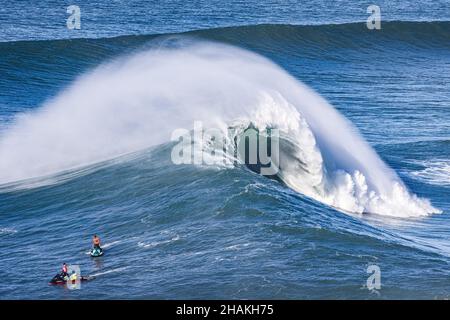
[0,39,440,217]
[0,227,17,235]
[89,267,128,278]
[138,235,180,249]
[101,240,122,249]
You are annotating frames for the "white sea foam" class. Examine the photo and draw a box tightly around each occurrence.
[409,159,450,186]
[138,235,180,249]
[0,227,17,235]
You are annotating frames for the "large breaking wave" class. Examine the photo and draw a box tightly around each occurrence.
[0,39,440,217]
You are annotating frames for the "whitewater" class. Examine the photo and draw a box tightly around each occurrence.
[0,40,439,217]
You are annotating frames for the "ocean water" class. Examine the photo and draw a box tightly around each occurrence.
[0,1,449,299]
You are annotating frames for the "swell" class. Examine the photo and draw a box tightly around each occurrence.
[1,21,450,57]
[2,21,448,122]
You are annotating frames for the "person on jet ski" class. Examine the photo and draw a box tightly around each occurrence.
[92,234,101,249]
[61,263,68,277]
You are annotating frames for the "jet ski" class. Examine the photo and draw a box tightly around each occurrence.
[90,246,104,257]
[49,272,92,285]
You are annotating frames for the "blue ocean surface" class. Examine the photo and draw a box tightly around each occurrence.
[0,1,449,299]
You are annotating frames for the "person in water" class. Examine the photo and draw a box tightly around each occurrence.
[93,234,101,249]
[69,270,77,283]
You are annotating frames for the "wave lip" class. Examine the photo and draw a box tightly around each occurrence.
[0,39,441,217]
